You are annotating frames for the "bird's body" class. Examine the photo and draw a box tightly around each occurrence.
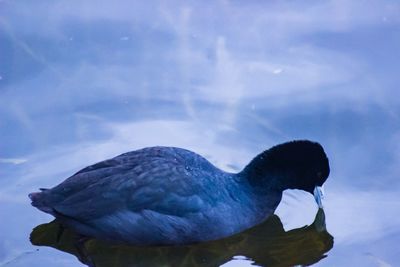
[30,141,329,245]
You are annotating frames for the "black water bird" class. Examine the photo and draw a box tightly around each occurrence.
[29,140,330,245]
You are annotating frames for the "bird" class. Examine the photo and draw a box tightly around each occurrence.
[29,140,330,246]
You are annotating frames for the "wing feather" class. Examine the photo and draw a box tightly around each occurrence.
[46,148,216,221]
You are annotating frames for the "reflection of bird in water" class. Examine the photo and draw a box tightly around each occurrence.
[30,209,333,267]
[29,141,329,245]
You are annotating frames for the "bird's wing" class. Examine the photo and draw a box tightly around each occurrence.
[47,149,219,221]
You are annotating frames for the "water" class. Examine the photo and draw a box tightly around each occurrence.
[1,1,399,266]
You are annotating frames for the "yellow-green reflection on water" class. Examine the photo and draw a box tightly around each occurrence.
[30,209,332,267]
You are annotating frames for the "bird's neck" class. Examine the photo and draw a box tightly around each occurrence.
[238,150,297,193]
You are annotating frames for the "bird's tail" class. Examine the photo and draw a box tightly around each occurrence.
[28,189,54,214]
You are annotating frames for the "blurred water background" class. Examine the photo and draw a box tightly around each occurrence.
[1,1,400,266]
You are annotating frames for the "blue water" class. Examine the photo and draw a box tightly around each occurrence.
[1,1,400,266]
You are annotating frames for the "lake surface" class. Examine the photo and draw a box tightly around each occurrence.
[1,1,400,266]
